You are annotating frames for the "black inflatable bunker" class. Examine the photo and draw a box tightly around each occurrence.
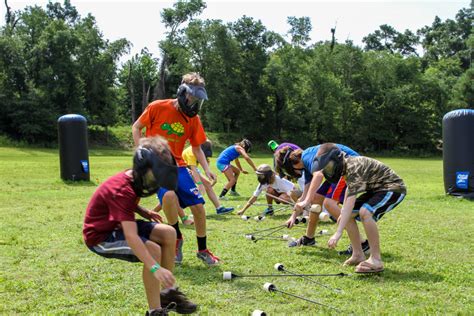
[58,114,90,181]
[442,109,474,198]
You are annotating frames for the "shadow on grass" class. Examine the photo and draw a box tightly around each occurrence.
[62,179,97,186]
[356,268,444,283]
[175,263,226,285]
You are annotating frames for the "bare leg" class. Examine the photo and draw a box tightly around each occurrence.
[143,241,162,310]
[290,190,302,203]
[149,224,177,272]
[231,165,240,188]
[189,204,206,238]
[324,199,366,242]
[276,192,292,204]
[360,208,383,265]
[266,187,276,206]
[201,175,221,209]
[161,191,180,225]
[305,194,324,238]
[343,216,365,265]
[223,168,236,191]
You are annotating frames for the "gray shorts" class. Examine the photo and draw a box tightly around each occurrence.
[88,220,157,262]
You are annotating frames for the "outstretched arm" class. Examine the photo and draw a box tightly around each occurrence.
[328,195,356,249]
[192,145,216,182]
[238,195,258,215]
[132,120,145,146]
[295,171,324,211]
[236,146,257,171]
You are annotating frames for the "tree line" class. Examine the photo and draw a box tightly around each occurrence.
[0,0,472,152]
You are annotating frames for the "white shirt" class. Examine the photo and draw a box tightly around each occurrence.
[253,175,295,197]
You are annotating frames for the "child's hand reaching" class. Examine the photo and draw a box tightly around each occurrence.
[328,231,342,249]
[153,267,175,289]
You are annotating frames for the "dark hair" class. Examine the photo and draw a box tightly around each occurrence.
[274,146,302,177]
[201,140,213,158]
[316,143,337,157]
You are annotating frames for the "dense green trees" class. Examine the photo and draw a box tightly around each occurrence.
[1,0,472,152]
[0,0,129,142]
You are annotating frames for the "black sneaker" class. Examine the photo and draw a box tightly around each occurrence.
[288,235,316,247]
[161,288,197,314]
[146,303,177,316]
[263,207,274,216]
[338,240,370,256]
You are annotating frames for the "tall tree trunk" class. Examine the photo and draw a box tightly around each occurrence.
[127,63,136,123]
[141,76,147,111]
[153,56,167,100]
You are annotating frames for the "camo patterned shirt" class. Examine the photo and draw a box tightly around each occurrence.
[344,156,407,197]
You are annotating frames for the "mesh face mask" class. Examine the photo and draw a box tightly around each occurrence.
[256,169,273,184]
[177,84,207,118]
[313,148,344,184]
[132,147,178,197]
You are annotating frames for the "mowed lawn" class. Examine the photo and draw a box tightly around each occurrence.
[1,146,473,315]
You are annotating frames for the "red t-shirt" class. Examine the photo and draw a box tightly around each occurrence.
[137,99,207,166]
[83,171,138,247]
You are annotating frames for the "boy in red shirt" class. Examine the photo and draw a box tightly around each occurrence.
[83,136,197,315]
[132,73,219,265]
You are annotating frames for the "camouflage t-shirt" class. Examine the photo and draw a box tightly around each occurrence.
[344,156,407,197]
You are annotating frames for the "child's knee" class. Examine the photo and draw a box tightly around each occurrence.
[359,208,373,221]
[189,204,205,216]
[163,191,178,203]
[146,241,162,260]
[162,224,177,239]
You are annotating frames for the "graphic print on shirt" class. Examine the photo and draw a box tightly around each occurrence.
[161,122,185,137]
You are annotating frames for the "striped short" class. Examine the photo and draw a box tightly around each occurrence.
[353,191,406,222]
[88,220,157,262]
[316,178,346,203]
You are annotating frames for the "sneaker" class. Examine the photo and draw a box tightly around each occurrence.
[216,206,234,215]
[160,288,198,314]
[218,195,228,201]
[262,207,274,216]
[146,303,177,316]
[175,238,184,264]
[196,249,220,266]
[288,235,316,247]
[229,190,240,196]
[338,240,370,256]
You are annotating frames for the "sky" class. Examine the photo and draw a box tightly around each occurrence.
[1,0,470,64]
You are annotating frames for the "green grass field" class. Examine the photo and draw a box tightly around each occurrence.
[1,147,473,315]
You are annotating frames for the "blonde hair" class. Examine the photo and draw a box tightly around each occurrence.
[137,136,174,165]
[181,72,205,86]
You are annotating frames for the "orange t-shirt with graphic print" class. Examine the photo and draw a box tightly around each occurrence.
[137,99,206,166]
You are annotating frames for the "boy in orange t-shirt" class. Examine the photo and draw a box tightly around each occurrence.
[132,72,220,266]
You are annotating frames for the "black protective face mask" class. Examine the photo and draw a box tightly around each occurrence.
[256,170,273,185]
[322,160,344,184]
[178,96,204,118]
[176,84,207,118]
[132,147,178,197]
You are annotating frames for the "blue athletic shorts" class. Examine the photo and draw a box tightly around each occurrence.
[216,162,230,172]
[353,191,405,222]
[157,166,205,208]
[88,220,157,262]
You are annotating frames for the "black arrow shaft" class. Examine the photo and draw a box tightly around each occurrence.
[255,225,287,240]
[235,273,345,278]
[247,224,285,235]
[275,289,340,311]
[284,269,342,293]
